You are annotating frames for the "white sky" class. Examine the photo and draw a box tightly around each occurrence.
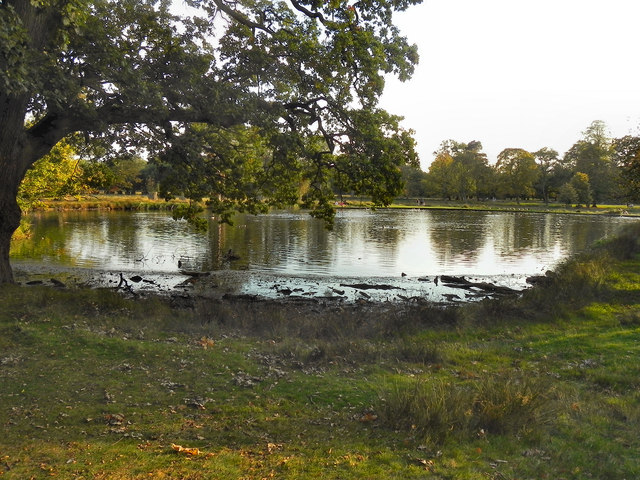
[379,0,640,169]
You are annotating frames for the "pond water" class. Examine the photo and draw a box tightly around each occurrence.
[10,208,636,302]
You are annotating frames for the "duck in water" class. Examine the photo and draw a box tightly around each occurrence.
[224,249,240,261]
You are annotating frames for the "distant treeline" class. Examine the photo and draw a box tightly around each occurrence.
[401,120,640,206]
[19,120,640,211]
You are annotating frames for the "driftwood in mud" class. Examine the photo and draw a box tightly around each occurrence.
[340,283,404,291]
[440,275,520,295]
[180,270,211,278]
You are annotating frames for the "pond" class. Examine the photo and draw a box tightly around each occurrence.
[10,208,636,303]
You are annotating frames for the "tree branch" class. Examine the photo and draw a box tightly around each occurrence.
[210,0,276,34]
[287,0,327,24]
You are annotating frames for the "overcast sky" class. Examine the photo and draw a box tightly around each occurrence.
[379,0,640,169]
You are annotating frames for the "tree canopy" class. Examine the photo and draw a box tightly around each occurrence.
[427,140,491,201]
[0,0,422,283]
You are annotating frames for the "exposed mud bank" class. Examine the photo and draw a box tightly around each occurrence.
[12,260,532,307]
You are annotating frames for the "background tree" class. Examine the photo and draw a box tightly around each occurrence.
[428,140,489,201]
[557,182,578,206]
[533,147,559,204]
[563,120,616,206]
[0,0,421,283]
[495,148,539,203]
[17,140,83,209]
[400,164,428,199]
[105,156,148,194]
[425,150,456,199]
[569,172,592,207]
[613,135,640,202]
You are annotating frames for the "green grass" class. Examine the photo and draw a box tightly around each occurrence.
[27,194,187,212]
[24,193,640,218]
[386,197,640,217]
[1,223,640,479]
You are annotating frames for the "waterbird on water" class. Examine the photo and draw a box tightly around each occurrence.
[224,249,240,261]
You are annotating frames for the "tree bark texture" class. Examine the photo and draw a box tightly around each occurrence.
[0,1,63,283]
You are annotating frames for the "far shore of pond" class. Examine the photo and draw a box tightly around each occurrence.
[24,193,640,218]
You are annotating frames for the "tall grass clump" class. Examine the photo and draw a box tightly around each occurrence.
[376,374,558,446]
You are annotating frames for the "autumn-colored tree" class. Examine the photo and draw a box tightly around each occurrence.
[428,140,489,201]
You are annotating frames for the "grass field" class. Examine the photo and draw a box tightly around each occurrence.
[1,223,639,479]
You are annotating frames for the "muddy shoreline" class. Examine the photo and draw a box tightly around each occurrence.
[12,260,531,307]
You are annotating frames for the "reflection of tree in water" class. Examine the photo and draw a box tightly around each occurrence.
[488,213,539,255]
[220,212,335,273]
[363,213,406,247]
[14,211,216,271]
[12,210,635,276]
[336,210,409,270]
[216,210,413,274]
[427,210,489,263]
[558,217,626,255]
[10,210,71,261]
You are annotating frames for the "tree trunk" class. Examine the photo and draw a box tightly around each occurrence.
[0,1,61,283]
[0,190,21,284]
[0,99,29,283]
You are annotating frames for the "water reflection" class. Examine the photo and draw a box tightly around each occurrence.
[11,209,635,280]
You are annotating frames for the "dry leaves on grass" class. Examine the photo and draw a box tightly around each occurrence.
[197,337,215,349]
[171,443,201,456]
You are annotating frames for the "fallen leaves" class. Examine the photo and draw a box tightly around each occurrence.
[358,412,378,423]
[171,443,200,456]
[413,458,436,472]
[197,337,215,349]
[104,413,125,426]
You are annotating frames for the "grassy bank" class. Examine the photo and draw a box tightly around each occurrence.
[1,224,639,479]
[30,194,187,212]
[26,194,640,217]
[362,197,640,217]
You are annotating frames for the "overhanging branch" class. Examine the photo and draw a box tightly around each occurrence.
[210,0,276,34]
[287,0,327,24]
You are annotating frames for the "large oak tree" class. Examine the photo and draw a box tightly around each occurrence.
[0,0,421,283]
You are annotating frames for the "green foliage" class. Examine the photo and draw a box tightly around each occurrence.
[2,0,421,270]
[155,124,276,222]
[570,171,592,207]
[17,140,83,209]
[422,120,635,205]
[0,2,32,94]
[613,135,640,202]
[563,120,616,205]
[400,165,428,197]
[534,147,559,203]
[18,142,156,208]
[557,182,578,206]
[426,140,491,201]
[496,148,539,203]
